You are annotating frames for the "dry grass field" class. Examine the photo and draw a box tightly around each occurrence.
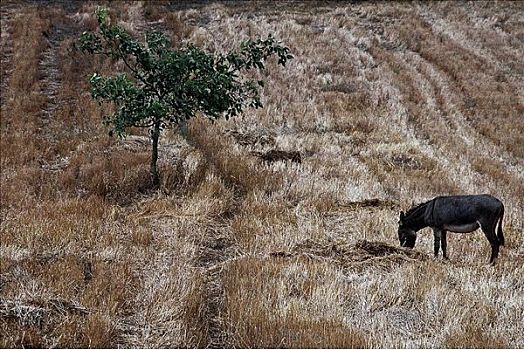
[1,0,523,348]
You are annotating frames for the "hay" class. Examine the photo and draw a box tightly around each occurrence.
[0,297,88,327]
[270,239,427,271]
[254,150,302,164]
[336,198,398,210]
[224,128,275,147]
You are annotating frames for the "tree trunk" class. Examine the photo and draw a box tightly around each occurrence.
[178,117,193,145]
[150,120,161,189]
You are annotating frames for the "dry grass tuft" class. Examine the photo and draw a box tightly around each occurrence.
[190,118,283,196]
[179,274,209,348]
[444,325,508,349]
[60,143,153,204]
[223,257,370,348]
[225,127,276,148]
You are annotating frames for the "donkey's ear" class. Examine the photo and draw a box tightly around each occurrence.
[399,211,405,220]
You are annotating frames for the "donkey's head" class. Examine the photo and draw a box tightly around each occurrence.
[398,211,417,248]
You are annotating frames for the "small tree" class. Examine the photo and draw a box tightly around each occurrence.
[77,7,292,188]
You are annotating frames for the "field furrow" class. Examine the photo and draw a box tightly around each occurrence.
[0,5,15,109]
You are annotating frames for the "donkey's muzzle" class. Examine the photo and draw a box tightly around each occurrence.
[401,237,416,248]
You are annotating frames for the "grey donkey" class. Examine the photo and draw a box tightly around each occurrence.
[398,194,505,264]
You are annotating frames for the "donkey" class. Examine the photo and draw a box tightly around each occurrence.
[398,194,505,264]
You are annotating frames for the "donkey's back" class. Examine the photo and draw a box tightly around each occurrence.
[431,194,504,230]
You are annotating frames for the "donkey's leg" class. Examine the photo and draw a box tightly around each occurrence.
[480,222,500,265]
[488,238,500,265]
[432,228,441,258]
[441,230,448,259]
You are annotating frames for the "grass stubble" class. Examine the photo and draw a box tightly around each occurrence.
[0,1,523,348]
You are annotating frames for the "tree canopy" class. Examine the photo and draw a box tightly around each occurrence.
[78,7,292,136]
[77,7,293,187]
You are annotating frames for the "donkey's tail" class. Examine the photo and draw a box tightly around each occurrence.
[497,204,505,246]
